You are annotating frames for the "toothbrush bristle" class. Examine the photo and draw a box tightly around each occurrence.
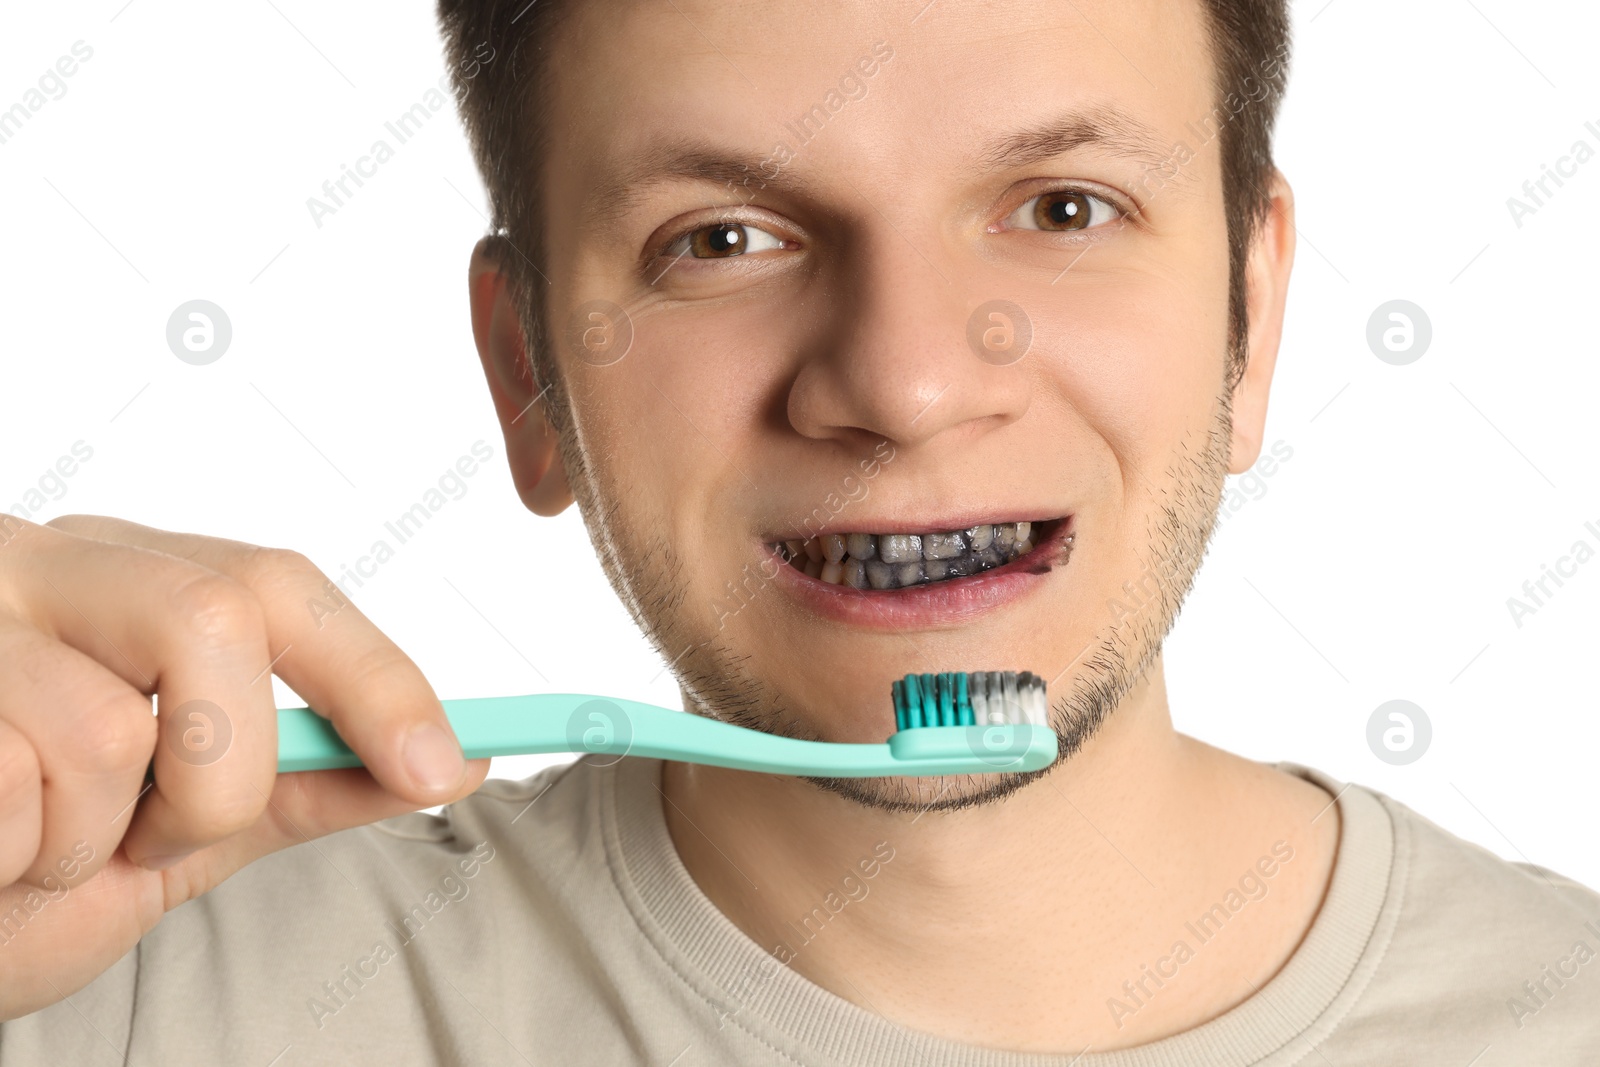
[892,671,1047,732]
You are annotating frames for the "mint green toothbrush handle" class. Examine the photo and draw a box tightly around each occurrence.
[277,694,1056,777]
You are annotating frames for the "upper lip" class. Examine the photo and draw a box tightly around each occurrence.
[761,511,1065,543]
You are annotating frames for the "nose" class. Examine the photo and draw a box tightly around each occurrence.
[785,235,1033,453]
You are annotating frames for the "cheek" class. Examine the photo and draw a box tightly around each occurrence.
[1042,261,1230,473]
[643,302,788,418]
[562,296,793,541]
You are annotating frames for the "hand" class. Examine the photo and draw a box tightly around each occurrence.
[0,514,490,1020]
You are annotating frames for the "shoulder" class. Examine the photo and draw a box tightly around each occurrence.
[1380,788,1600,951]
[1351,780,1600,1054]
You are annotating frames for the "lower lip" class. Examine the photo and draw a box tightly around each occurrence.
[766,518,1074,631]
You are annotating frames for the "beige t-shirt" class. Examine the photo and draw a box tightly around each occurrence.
[4,758,1598,1065]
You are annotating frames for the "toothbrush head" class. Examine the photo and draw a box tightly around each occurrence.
[892,671,1049,729]
[887,671,1056,772]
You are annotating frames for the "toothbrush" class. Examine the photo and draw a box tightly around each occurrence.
[277,671,1057,777]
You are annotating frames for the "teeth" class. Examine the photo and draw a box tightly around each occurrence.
[878,534,920,564]
[922,532,964,560]
[779,521,1050,589]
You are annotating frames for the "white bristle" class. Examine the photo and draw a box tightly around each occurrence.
[1026,675,1047,725]
[961,670,1047,725]
[1001,672,1020,725]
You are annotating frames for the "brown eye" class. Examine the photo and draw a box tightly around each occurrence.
[1034,191,1091,231]
[691,224,747,257]
[1006,188,1119,233]
[664,221,787,260]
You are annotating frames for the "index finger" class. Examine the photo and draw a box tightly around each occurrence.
[46,516,470,807]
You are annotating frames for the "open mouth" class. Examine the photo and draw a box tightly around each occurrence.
[772,518,1070,590]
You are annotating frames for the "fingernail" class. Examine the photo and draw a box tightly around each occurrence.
[404,722,465,795]
[141,850,194,871]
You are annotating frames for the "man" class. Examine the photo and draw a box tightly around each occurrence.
[1,0,1596,1062]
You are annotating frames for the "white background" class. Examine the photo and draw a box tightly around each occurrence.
[2,1,1596,886]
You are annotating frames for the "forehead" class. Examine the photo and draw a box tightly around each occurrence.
[541,0,1215,210]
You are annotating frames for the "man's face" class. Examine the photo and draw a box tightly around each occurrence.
[530,0,1253,808]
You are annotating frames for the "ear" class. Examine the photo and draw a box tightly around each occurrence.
[468,237,574,516]
[1227,170,1296,474]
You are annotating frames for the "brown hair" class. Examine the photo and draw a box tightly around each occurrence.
[438,0,1290,394]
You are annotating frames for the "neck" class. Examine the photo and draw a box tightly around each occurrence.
[660,658,1342,1053]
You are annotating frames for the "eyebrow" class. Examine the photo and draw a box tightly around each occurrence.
[583,105,1180,230]
[976,105,1178,176]
[582,139,816,233]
